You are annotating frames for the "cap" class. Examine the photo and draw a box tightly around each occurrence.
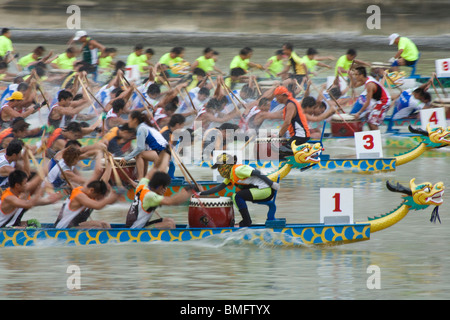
[389,33,400,45]
[273,86,290,96]
[73,30,88,41]
[6,91,23,101]
[211,153,236,169]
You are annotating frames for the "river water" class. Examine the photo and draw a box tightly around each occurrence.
[0,41,449,302]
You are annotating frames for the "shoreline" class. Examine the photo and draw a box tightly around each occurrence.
[9,28,450,51]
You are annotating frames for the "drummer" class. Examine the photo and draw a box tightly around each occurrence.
[199,153,280,227]
[125,171,193,229]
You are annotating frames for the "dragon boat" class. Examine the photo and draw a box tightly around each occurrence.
[197,124,450,173]
[0,176,444,247]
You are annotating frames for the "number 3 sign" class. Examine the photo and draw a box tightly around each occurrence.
[354,130,383,159]
[320,188,354,224]
[420,108,446,130]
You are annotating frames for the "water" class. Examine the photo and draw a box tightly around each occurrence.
[0,153,449,300]
[1,40,450,301]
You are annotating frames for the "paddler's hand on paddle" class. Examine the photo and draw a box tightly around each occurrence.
[119,158,127,167]
[353,112,361,120]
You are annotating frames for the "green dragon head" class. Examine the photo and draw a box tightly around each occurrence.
[409,124,450,148]
[291,141,323,164]
[387,178,445,223]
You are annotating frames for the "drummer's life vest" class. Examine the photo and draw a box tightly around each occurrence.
[283,98,310,138]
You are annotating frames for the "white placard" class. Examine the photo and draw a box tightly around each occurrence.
[125,65,141,83]
[212,150,243,181]
[320,188,354,224]
[354,130,383,159]
[435,59,450,78]
[420,108,447,130]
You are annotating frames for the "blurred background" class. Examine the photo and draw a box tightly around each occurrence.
[1,0,449,50]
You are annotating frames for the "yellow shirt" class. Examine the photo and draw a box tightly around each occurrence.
[287,52,306,75]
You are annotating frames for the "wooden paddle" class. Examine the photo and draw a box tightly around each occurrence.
[169,145,201,191]
[78,75,102,114]
[433,73,448,98]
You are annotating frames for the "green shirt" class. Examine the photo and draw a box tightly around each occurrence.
[398,37,419,62]
[266,56,285,77]
[18,53,37,68]
[0,35,13,57]
[196,55,215,73]
[230,55,249,71]
[98,55,113,69]
[53,53,76,70]
[335,55,353,77]
[159,52,183,67]
[302,55,319,72]
[138,178,164,210]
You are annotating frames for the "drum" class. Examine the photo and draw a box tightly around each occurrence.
[101,157,137,186]
[188,196,235,228]
[431,98,450,119]
[255,137,288,160]
[330,114,364,137]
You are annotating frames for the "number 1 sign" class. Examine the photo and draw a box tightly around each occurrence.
[354,130,383,159]
[320,188,354,224]
[420,108,446,130]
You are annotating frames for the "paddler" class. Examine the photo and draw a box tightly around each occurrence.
[334,49,371,78]
[70,30,105,80]
[273,85,310,156]
[53,159,118,229]
[125,171,193,229]
[351,66,391,131]
[199,153,280,227]
[0,139,30,189]
[0,169,61,228]
[279,43,308,84]
[388,33,420,72]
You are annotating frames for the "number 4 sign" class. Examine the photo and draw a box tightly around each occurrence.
[320,188,354,224]
[420,108,446,130]
[354,130,383,159]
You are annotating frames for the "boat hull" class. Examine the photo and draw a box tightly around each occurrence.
[0,222,371,247]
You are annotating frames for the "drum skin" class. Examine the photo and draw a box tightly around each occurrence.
[188,197,235,228]
[330,114,363,137]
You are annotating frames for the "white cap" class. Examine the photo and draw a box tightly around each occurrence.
[389,33,399,45]
[73,30,87,41]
